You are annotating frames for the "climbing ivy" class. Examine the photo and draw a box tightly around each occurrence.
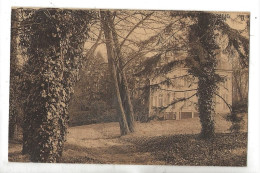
[186,12,222,138]
[18,8,95,162]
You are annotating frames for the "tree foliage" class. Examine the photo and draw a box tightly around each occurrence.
[68,52,117,126]
[136,11,249,138]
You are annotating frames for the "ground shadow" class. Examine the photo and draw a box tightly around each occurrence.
[60,132,247,166]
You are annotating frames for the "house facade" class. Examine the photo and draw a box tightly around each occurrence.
[148,53,233,120]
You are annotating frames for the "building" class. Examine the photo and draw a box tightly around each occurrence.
[148,52,233,120]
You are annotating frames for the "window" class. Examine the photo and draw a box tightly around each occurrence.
[224,78,229,89]
[223,94,228,109]
[172,75,177,87]
[181,77,185,87]
[164,95,167,106]
[172,92,175,109]
[151,96,154,107]
[222,77,229,89]
[159,94,163,107]
[184,92,188,107]
[167,93,171,105]
[226,94,229,109]
[184,92,192,107]
[184,77,189,87]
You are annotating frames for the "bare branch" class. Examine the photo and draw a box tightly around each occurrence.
[119,12,154,49]
[215,92,232,114]
[83,29,102,61]
[157,88,198,93]
[158,93,197,112]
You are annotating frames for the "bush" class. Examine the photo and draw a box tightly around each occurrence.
[69,108,118,127]
[225,99,248,133]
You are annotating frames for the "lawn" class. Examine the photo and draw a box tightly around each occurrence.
[8,114,248,166]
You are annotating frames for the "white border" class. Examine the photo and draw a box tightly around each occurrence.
[1,0,259,173]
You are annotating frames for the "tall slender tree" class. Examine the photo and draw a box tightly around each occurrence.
[106,11,136,132]
[100,11,131,135]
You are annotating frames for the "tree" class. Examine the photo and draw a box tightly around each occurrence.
[9,9,23,140]
[186,12,221,138]
[136,11,249,139]
[68,51,116,126]
[100,11,132,135]
[16,8,94,162]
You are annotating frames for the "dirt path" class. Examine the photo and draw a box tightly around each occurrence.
[64,122,163,164]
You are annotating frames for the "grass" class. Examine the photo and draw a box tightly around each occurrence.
[124,133,247,166]
[8,114,248,166]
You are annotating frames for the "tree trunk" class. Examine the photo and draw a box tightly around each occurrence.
[197,77,215,138]
[106,12,135,132]
[18,9,93,162]
[188,12,219,139]
[119,76,135,132]
[100,11,130,135]
[9,9,19,140]
[22,44,68,162]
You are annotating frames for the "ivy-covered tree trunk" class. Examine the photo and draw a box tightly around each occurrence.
[197,77,216,138]
[22,35,70,162]
[100,11,130,135]
[18,8,93,162]
[187,12,220,139]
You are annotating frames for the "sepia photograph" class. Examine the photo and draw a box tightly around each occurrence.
[8,7,250,167]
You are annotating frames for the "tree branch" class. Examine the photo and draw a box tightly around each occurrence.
[83,29,102,64]
[157,88,198,93]
[215,92,232,114]
[157,93,197,112]
[119,12,154,50]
